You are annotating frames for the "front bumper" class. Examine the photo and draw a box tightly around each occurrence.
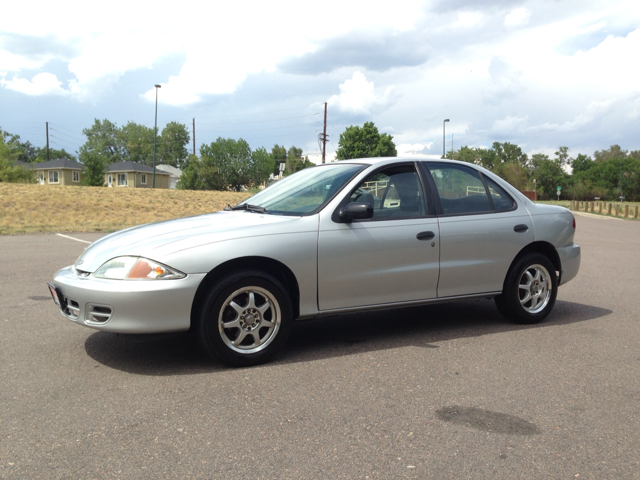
[51,266,206,333]
[557,243,581,286]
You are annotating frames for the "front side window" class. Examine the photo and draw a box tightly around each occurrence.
[48,170,59,184]
[117,173,127,186]
[348,164,429,220]
[427,163,492,215]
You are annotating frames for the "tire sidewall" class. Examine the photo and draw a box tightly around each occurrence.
[501,253,558,324]
[197,270,293,367]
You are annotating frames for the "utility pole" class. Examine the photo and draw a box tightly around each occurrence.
[317,102,328,163]
[192,118,196,156]
[46,122,50,161]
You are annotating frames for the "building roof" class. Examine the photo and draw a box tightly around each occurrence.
[9,160,31,167]
[32,158,83,170]
[107,161,169,174]
[155,164,182,177]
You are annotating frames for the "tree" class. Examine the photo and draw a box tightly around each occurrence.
[491,142,529,170]
[80,119,126,164]
[335,122,397,160]
[181,138,275,191]
[284,145,313,175]
[0,135,35,183]
[80,151,108,186]
[158,121,190,168]
[121,122,155,165]
[593,145,627,163]
[530,155,568,199]
[1,128,38,162]
[34,147,77,162]
[554,146,570,167]
[270,144,287,175]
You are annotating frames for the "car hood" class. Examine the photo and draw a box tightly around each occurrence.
[75,211,308,273]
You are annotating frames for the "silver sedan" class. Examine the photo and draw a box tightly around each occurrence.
[49,158,580,366]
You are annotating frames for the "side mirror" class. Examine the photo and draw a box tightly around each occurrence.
[339,202,373,222]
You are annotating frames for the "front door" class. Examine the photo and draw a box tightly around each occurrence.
[318,163,440,311]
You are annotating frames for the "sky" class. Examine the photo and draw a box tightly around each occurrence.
[1,0,639,164]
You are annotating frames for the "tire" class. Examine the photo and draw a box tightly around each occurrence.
[495,253,558,325]
[197,270,293,367]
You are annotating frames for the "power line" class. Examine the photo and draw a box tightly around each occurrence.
[196,122,321,134]
[189,105,318,119]
[196,113,320,126]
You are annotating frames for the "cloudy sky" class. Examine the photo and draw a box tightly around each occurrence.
[1,0,639,163]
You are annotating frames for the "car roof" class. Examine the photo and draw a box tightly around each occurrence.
[326,157,473,168]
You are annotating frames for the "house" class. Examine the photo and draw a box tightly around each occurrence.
[32,158,84,185]
[155,164,182,189]
[105,161,170,189]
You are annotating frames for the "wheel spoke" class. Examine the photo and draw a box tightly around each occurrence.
[229,301,245,316]
[246,291,257,310]
[222,318,241,329]
[260,319,275,329]
[256,300,271,317]
[520,292,532,306]
[232,329,248,346]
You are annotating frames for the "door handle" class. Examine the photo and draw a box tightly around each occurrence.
[416,231,436,240]
[513,224,529,233]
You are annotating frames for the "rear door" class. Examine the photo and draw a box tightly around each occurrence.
[422,162,534,298]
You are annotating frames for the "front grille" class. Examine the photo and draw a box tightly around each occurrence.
[85,305,113,324]
[66,299,80,319]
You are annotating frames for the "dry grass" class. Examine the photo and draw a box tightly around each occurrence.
[536,200,640,220]
[0,184,251,234]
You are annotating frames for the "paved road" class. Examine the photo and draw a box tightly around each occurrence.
[1,218,639,479]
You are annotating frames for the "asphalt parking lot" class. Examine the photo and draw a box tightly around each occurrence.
[1,215,639,479]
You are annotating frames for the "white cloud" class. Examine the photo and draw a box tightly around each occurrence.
[0,50,42,76]
[504,8,530,27]
[1,73,69,96]
[327,72,395,115]
[396,143,437,157]
[489,115,529,134]
[453,12,484,29]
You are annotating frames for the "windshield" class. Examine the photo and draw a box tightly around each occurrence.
[237,163,365,216]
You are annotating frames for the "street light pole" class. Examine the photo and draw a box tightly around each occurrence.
[152,84,161,188]
[443,119,449,158]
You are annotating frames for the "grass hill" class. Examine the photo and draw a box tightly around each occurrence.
[0,184,250,234]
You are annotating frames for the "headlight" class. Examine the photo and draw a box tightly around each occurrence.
[94,257,186,280]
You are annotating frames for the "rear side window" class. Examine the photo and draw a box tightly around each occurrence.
[484,176,515,212]
[427,163,491,215]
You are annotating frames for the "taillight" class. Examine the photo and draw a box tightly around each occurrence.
[572,217,576,229]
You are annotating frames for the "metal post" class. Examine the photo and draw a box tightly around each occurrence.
[322,102,327,164]
[443,119,449,158]
[152,84,161,188]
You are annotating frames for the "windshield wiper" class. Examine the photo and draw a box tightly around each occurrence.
[225,203,267,214]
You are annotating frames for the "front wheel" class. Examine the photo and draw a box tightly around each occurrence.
[495,253,558,324]
[197,270,293,367]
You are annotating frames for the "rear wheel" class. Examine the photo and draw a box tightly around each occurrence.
[197,270,292,367]
[495,253,558,324]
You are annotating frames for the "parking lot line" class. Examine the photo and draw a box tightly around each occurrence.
[56,233,92,244]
